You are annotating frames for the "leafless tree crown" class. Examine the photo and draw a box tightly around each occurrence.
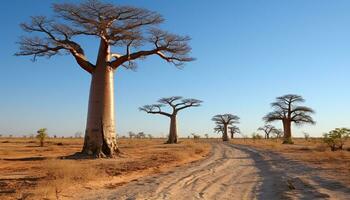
[15,0,194,73]
[258,124,277,134]
[212,114,240,126]
[139,96,202,116]
[263,94,315,125]
[229,126,241,134]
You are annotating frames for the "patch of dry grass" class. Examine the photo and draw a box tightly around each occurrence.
[0,138,210,200]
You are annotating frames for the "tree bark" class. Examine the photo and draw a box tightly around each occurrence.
[230,131,234,139]
[82,40,119,158]
[223,124,229,141]
[167,115,178,144]
[282,120,293,144]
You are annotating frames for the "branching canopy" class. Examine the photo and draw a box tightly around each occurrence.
[229,126,241,135]
[15,0,194,73]
[257,124,278,135]
[263,94,315,125]
[212,114,240,126]
[139,96,202,117]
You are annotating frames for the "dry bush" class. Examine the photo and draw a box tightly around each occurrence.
[34,160,103,199]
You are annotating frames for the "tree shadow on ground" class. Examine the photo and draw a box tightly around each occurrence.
[229,144,350,200]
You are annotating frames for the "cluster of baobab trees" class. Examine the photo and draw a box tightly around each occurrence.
[16,0,316,158]
[211,94,315,144]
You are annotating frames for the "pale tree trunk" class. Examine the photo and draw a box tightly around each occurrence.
[282,120,293,144]
[223,124,229,141]
[82,40,119,157]
[167,115,178,144]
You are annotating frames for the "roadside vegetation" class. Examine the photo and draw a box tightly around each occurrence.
[0,137,210,200]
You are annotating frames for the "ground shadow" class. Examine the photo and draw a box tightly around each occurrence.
[228,144,350,199]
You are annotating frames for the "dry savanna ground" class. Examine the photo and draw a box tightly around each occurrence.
[231,138,350,186]
[0,137,210,200]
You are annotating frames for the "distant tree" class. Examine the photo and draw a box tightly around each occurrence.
[137,132,146,139]
[140,96,202,144]
[9,135,13,138]
[191,133,200,139]
[0,134,2,138]
[229,126,240,139]
[53,135,57,138]
[272,129,283,138]
[212,114,240,141]
[16,0,194,157]
[323,128,350,151]
[74,131,83,138]
[257,124,278,139]
[147,134,153,139]
[263,94,315,144]
[303,132,310,141]
[36,128,48,147]
[204,134,209,139]
[128,131,135,139]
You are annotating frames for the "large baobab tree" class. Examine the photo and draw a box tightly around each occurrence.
[257,124,278,139]
[15,0,194,157]
[212,114,240,141]
[139,96,202,144]
[263,94,315,144]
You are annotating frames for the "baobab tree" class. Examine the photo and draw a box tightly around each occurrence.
[215,124,240,139]
[212,114,240,141]
[273,129,283,138]
[15,0,194,157]
[263,94,315,144]
[139,96,202,144]
[257,124,278,139]
[229,126,240,139]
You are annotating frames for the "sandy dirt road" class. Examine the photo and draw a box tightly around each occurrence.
[80,142,350,200]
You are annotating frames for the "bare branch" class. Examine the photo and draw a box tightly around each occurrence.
[16,16,95,73]
[139,104,171,117]
[141,96,202,116]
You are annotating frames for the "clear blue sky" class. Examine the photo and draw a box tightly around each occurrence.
[1,0,349,137]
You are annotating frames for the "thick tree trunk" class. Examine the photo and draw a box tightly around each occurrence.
[282,120,293,144]
[230,131,234,139]
[167,115,178,144]
[82,40,118,158]
[223,124,229,141]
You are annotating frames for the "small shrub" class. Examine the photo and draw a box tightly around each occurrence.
[191,133,200,139]
[252,133,263,140]
[36,128,48,147]
[323,128,350,151]
[303,132,310,141]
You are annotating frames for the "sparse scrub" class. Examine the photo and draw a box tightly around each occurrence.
[252,133,263,140]
[191,133,201,139]
[323,128,350,151]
